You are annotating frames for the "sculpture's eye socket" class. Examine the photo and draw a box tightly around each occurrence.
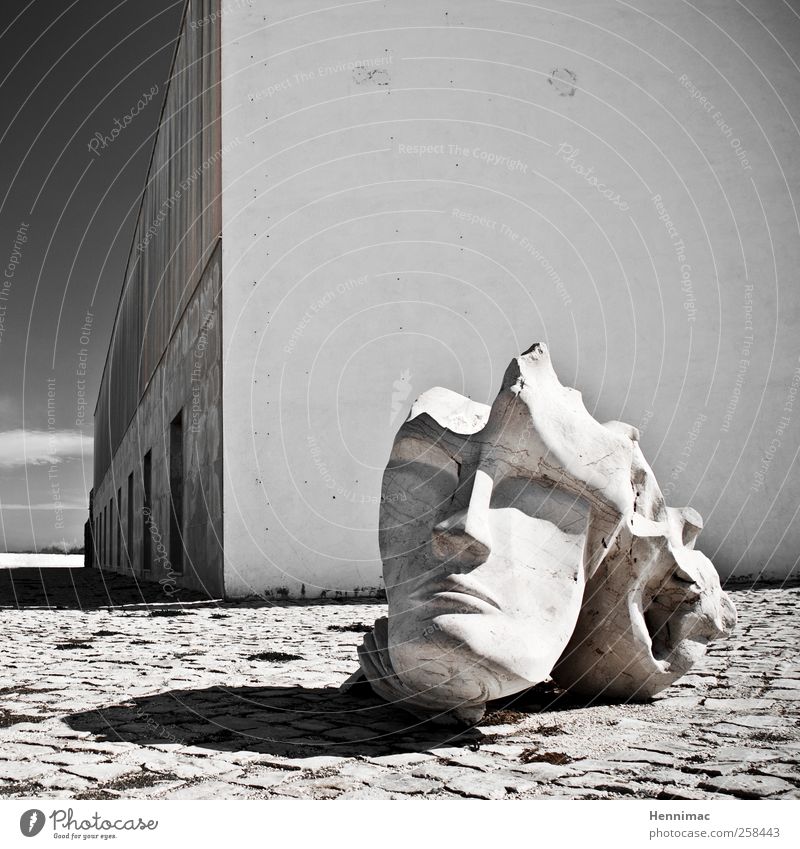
[670,568,703,603]
[490,477,590,535]
[676,584,702,605]
[648,571,702,614]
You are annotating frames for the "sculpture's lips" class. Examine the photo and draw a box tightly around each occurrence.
[420,577,501,612]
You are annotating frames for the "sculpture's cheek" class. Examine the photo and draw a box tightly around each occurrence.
[475,510,587,640]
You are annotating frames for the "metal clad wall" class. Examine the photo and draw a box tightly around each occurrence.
[94,0,221,493]
[92,244,224,596]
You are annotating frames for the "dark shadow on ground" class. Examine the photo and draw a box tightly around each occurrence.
[63,678,591,758]
[723,579,799,592]
[0,567,210,609]
[65,684,488,756]
[0,567,384,610]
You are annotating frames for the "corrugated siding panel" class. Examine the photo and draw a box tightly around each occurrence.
[94,0,220,492]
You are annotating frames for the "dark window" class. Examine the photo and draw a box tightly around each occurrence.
[142,451,152,572]
[169,411,184,574]
[116,487,122,567]
[127,472,134,569]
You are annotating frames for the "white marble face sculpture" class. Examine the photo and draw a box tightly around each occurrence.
[349,344,635,721]
[345,344,736,723]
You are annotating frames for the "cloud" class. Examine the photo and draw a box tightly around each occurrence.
[0,429,92,468]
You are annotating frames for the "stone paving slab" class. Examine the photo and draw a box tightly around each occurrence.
[0,572,798,800]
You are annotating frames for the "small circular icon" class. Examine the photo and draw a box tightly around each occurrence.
[20,810,46,837]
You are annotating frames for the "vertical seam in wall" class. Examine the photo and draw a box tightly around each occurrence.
[217,244,224,599]
[217,0,227,599]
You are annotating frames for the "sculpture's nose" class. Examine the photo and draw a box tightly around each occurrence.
[431,469,493,567]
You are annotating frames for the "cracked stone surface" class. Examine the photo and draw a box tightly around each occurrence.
[0,568,797,800]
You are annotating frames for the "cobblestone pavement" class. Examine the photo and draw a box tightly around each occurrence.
[0,569,798,800]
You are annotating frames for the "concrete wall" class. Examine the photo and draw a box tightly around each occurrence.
[93,244,224,597]
[221,0,800,594]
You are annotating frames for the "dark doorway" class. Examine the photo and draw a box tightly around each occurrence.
[116,487,122,567]
[169,411,184,574]
[127,472,134,569]
[142,450,152,573]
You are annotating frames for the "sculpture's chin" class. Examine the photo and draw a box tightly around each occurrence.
[387,642,522,718]
[395,654,496,705]
[388,613,560,705]
[351,616,493,724]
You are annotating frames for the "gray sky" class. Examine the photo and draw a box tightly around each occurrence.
[0,0,185,551]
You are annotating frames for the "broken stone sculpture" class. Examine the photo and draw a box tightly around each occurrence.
[343,344,736,723]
